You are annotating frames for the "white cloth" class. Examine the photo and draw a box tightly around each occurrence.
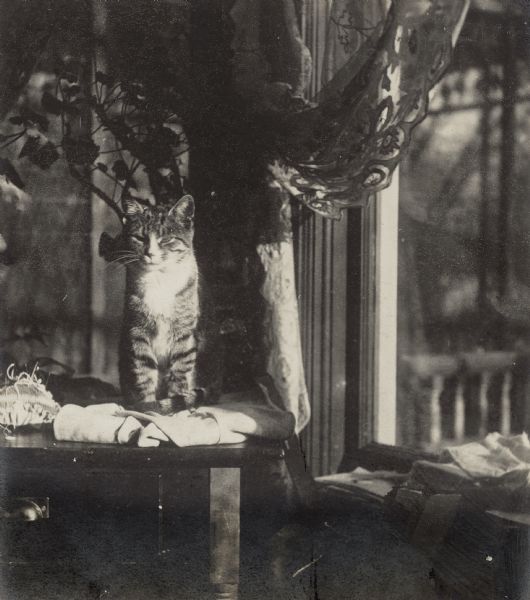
[53,403,143,445]
[441,432,530,484]
[52,385,295,447]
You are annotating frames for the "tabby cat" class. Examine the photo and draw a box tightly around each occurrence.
[118,194,201,413]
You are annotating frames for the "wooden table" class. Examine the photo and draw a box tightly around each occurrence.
[0,428,284,600]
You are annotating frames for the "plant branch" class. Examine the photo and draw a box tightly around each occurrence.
[97,147,125,154]
[68,165,123,219]
[0,131,26,150]
[93,103,182,199]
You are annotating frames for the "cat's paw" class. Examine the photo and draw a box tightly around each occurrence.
[150,396,190,415]
[166,391,196,413]
[158,398,177,415]
[130,398,159,414]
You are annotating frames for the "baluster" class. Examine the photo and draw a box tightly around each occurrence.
[430,374,443,446]
[454,380,465,442]
[478,372,491,438]
[500,371,512,436]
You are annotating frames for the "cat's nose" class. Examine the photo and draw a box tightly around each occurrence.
[145,251,161,264]
[145,236,162,263]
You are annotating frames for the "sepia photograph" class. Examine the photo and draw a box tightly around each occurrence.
[0,0,529,598]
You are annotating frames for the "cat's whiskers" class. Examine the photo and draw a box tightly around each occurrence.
[120,258,141,267]
[108,252,138,262]
[105,254,141,269]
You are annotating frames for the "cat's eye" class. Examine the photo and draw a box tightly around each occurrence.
[131,235,144,243]
[161,238,184,251]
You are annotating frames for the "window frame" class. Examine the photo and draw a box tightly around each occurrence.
[339,182,399,470]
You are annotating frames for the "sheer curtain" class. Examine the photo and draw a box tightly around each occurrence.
[271,0,470,217]
[230,0,469,430]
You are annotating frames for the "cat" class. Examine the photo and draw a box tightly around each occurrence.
[118,194,202,413]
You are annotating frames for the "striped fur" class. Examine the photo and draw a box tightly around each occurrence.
[119,195,200,412]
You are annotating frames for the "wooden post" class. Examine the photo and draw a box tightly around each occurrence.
[500,371,512,436]
[430,374,444,447]
[374,175,399,445]
[498,21,517,300]
[90,0,125,382]
[478,60,491,325]
[478,372,491,438]
[454,380,465,442]
[209,467,240,600]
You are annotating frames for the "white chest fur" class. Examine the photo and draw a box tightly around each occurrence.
[152,318,171,363]
[139,257,197,319]
[135,258,198,364]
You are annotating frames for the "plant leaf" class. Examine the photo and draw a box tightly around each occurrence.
[95,71,114,86]
[62,72,78,83]
[112,159,129,181]
[31,142,59,169]
[19,136,41,159]
[0,158,25,189]
[20,107,49,132]
[63,137,100,165]
[41,91,64,115]
[19,136,59,169]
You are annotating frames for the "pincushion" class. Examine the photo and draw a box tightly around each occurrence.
[0,364,60,434]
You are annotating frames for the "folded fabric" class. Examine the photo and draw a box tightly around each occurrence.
[53,382,296,447]
[132,412,230,447]
[120,402,294,448]
[119,377,295,447]
[404,432,530,513]
[53,403,143,444]
[441,432,530,483]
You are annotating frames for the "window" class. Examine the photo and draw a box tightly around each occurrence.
[296,5,530,475]
[397,9,530,449]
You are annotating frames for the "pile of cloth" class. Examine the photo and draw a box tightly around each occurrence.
[53,379,295,447]
[408,432,530,512]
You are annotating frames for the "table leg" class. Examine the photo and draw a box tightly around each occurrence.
[210,467,240,600]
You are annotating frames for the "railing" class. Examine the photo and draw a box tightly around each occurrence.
[400,351,530,449]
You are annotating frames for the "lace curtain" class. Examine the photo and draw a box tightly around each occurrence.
[232,0,470,218]
[231,0,469,430]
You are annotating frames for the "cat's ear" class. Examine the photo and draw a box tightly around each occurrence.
[122,196,145,217]
[168,195,194,227]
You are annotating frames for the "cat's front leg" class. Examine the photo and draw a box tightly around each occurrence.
[165,334,198,410]
[119,326,159,411]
